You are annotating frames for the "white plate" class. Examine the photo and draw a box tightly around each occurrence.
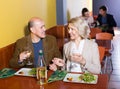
[14,68,35,77]
[63,73,98,84]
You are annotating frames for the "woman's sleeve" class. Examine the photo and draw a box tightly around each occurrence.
[85,43,101,74]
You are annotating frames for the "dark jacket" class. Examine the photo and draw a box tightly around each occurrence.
[97,14,117,35]
[9,35,62,68]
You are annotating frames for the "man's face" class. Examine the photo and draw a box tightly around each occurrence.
[99,9,106,16]
[31,21,46,38]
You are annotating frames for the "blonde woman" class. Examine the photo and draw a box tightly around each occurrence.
[49,17,101,74]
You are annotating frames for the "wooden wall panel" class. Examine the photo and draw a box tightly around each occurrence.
[0,43,15,69]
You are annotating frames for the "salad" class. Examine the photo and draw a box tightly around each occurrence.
[28,68,36,75]
[79,72,96,83]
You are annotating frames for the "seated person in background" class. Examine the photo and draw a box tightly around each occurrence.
[81,8,95,28]
[9,17,61,68]
[97,5,117,36]
[49,17,101,74]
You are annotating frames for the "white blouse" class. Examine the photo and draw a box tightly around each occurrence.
[69,40,85,72]
[81,16,94,28]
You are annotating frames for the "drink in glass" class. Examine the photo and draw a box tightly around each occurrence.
[37,67,47,85]
[23,46,33,66]
[36,50,47,85]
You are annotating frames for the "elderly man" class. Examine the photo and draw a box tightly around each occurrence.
[9,17,61,68]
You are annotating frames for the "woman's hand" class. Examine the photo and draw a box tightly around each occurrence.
[71,54,86,66]
[52,58,65,67]
[49,64,57,71]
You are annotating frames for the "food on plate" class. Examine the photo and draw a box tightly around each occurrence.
[18,71,24,74]
[28,68,36,75]
[67,77,73,81]
[79,72,96,83]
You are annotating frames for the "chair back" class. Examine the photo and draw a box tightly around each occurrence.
[90,28,102,39]
[96,32,113,49]
[93,15,98,21]
[46,25,65,39]
[46,25,65,54]
[98,46,105,63]
[96,32,113,40]
[64,25,69,38]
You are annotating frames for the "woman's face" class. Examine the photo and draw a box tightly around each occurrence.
[84,11,89,17]
[67,23,80,40]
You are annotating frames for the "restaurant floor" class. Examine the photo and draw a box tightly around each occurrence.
[107,28,120,89]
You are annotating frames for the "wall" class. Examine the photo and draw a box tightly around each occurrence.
[56,0,67,25]
[93,0,120,27]
[67,0,92,20]
[0,0,56,48]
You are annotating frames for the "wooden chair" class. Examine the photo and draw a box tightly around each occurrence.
[46,25,64,54]
[93,15,98,21]
[46,25,70,54]
[98,46,105,73]
[96,32,113,73]
[98,46,105,63]
[46,25,65,39]
[89,28,102,39]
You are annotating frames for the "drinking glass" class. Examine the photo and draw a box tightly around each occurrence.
[23,47,33,65]
[36,67,47,85]
[70,49,82,72]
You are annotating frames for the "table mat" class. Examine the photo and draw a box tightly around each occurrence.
[48,70,67,83]
[0,68,16,78]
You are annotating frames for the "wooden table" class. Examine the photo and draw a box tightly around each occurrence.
[0,70,108,89]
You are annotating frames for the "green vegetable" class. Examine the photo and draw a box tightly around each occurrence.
[28,68,36,75]
[79,72,96,83]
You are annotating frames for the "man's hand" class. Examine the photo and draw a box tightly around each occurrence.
[19,51,31,62]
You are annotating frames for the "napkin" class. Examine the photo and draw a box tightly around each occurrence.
[0,68,16,78]
[48,70,67,83]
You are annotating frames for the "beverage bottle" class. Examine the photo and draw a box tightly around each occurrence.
[36,50,47,85]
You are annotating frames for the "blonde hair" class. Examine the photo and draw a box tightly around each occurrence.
[68,17,90,39]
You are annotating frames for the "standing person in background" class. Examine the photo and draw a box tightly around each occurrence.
[9,17,61,68]
[97,5,117,36]
[81,8,95,28]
